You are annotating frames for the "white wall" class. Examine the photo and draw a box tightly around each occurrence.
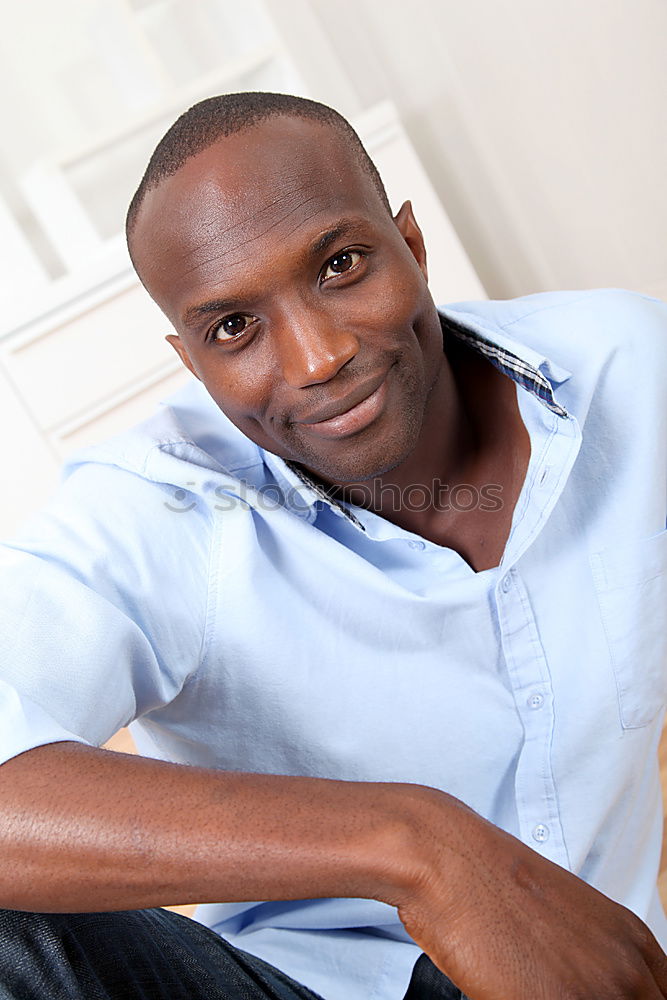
[282,0,667,300]
[0,102,482,538]
[4,0,666,303]
[2,0,665,536]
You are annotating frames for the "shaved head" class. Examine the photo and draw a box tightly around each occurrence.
[124,100,444,488]
[126,91,391,260]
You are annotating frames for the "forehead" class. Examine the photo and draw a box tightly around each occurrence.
[132,117,388,312]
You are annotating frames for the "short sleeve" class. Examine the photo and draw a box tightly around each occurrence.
[0,455,212,765]
[0,679,93,764]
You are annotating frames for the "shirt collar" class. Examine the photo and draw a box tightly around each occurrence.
[261,447,364,527]
[261,308,572,528]
[439,310,571,417]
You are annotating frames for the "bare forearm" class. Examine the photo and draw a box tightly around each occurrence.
[0,742,425,912]
[2,744,666,997]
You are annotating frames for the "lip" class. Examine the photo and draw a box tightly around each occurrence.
[297,372,388,424]
[296,371,390,439]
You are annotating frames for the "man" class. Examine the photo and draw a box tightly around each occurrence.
[0,91,666,1000]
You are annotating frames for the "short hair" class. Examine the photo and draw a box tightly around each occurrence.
[125,91,391,245]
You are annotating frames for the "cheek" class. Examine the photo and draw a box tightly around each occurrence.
[199,361,278,438]
[369,253,429,326]
[328,266,425,342]
[206,392,279,454]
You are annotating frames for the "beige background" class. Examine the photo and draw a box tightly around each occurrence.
[284,0,667,300]
[2,0,666,305]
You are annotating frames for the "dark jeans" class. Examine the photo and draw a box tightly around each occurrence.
[0,907,464,1000]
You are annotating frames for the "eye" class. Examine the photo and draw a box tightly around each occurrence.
[321,249,363,282]
[209,313,257,342]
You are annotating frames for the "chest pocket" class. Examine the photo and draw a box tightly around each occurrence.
[590,529,667,729]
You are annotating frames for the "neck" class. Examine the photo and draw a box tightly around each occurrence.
[328,337,527,547]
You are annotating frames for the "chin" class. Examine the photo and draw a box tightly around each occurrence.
[293,424,420,489]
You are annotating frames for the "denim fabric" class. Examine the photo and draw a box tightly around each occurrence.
[403,955,464,999]
[0,908,323,1000]
[0,908,463,1000]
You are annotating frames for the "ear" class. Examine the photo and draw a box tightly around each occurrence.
[393,200,428,283]
[165,333,201,381]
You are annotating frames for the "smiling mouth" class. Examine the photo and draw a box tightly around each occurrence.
[296,371,390,440]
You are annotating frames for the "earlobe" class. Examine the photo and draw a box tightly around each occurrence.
[165,334,201,381]
[394,200,428,283]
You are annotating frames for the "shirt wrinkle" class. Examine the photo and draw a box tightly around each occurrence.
[1,288,667,1000]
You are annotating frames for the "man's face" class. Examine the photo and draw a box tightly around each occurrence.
[131,116,446,486]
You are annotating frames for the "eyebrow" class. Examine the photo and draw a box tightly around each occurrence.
[181,218,367,330]
[309,219,362,258]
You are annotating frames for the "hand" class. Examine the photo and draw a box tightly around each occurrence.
[394,791,667,999]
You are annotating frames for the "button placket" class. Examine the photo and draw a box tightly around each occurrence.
[496,567,569,866]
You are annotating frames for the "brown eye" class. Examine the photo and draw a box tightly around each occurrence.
[322,250,362,281]
[212,314,254,341]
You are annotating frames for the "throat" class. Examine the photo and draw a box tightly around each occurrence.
[375,345,531,572]
[393,428,530,572]
[317,337,532,572]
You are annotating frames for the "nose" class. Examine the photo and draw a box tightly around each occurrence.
[275,306,360,388]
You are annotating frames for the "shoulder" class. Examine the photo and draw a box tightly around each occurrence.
[443,289,667,423]
[60,377,261,489]
[443,288,667,369]
[5,378,261,598]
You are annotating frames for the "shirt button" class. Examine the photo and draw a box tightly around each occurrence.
[501,574,512,593]
[408,540,425,550]
[539,466,550,486]
[532,824,550,843]
[527,692,544,710]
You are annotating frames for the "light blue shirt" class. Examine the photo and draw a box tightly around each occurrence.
[1,288,667,1000]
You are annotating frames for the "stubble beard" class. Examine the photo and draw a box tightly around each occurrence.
[279,358,430,489]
